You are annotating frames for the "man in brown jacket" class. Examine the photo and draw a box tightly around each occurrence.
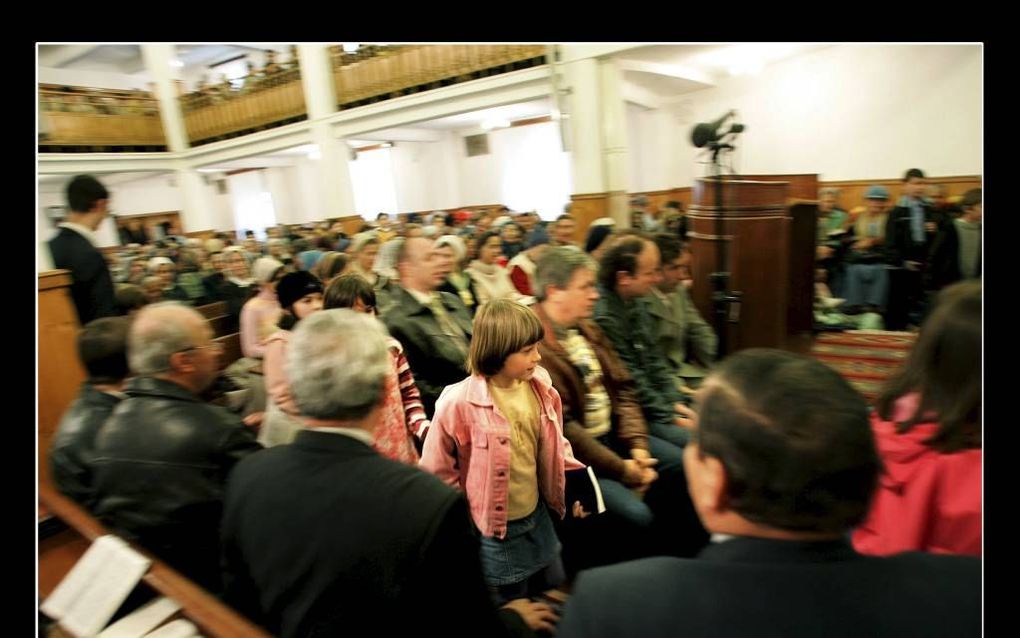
[532,247,708,565]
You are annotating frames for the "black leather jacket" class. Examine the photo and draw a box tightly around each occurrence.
[383,287,473,418]
[92,376,262,592]
[49,383,123,510]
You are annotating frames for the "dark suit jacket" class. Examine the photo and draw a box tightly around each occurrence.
[222,430,528,638]
[48,227,117,324]
[885,201,958,291]
[383,286,474,418]
[559,536,981,638]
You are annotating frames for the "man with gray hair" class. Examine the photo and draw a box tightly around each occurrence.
[533,247,708,567]
[221,310,550,637]
[91,302,261,594]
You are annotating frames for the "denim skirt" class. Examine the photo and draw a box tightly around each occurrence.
[478,504,561,588]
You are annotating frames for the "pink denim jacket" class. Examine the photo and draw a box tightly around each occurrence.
[420,366,585,539]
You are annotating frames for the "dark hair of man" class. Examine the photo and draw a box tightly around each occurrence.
[316,235,334,251]
[323,273,377,311]
[904,168,926,181]
[444,212,456,228]
[875,280,981,453]
[114,285,146,315]
[556,214,575,223]
[695,348,879,534]
[377,212,389,220]
[961,188,981,209]
[597,235,648,291]
[78,317,131,385]
[66,175,109,213]
[653,233,684,265]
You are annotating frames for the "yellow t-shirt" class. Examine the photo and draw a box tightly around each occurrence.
[488,379,541,520]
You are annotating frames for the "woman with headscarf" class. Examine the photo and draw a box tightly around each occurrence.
[347,232,383,286]
[147,256,190,303]
[239,257,285,359]
[435,234,481,316]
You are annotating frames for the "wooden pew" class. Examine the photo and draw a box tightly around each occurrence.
[39,484,271,638]
[215,332,243,370]
[208,314,234,339]
[196,301,228,319]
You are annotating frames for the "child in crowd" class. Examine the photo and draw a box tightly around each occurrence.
[420,299,588,604]
[323,274,428,464]
[259,271,324,447]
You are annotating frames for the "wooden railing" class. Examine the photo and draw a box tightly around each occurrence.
[40,84,166,148]
[331,44,547,106]
[181,68,307,145]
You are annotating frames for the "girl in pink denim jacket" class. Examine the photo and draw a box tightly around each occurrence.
[420,299,588,604]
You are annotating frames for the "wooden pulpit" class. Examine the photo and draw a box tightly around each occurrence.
[687,175,818,354]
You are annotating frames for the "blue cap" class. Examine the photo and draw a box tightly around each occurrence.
[865,185,890,200]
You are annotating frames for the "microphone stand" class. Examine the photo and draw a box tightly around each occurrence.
[708,139,741,355]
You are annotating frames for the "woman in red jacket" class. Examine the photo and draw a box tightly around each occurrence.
[852,280,981,556]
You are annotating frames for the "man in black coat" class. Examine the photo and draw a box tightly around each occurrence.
[92,303,261,594]
[221,309,553,637]
[48,174,117,324]
[884,168,958,326]
[383,237,473,417]
[559,349,980,638]
[49,317,130,509]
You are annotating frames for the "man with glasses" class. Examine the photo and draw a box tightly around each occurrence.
[91,302,262,594]
[645,234,717,394]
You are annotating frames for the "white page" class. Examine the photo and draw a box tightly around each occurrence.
[142,619,199,638]
[587,466,607,514]
[41,535,128,620]
[98,597,182,638]
[60,541,152,638]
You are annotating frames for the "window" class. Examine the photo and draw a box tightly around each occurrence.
[349,148,399,219]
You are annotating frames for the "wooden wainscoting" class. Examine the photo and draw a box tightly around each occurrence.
[38,270,86,487]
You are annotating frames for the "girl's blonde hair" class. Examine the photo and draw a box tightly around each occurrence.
[467,299,544,376]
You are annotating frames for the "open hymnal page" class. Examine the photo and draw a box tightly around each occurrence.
[97,597,182,638]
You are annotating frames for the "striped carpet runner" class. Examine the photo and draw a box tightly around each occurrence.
[810,331,917,404]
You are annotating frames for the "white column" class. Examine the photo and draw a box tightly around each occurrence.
[563,58,605,195]
[297,44,357,218]
[175,165,217,232]
[562,55,631,226]
[140,44,189,153]
[599,58,630,225]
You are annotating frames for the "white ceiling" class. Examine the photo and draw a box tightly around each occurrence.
[39,44,291,75]
[38,171,169,193]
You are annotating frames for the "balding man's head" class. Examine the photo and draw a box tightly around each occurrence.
[129,303,221,393]
[398,237,443,293]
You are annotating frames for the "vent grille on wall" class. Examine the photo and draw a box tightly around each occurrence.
[465,133,490,157]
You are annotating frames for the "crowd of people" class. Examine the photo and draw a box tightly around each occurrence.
[185,48,301,108]
[813,170,981,330]
[46,174,981,637]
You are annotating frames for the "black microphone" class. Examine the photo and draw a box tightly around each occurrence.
[690,110,735,148]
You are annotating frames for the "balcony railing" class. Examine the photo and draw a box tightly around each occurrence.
[181,66,307,146]
[39,46,549,153]
[330,44,548,107]
[39,85,166,151]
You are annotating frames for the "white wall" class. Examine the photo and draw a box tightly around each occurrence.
[630,44,982,187]
[455,121,573,219]
[390,135,461,213]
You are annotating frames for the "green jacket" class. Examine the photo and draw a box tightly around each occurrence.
[644,287,717,382]
[593,285,684,428]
